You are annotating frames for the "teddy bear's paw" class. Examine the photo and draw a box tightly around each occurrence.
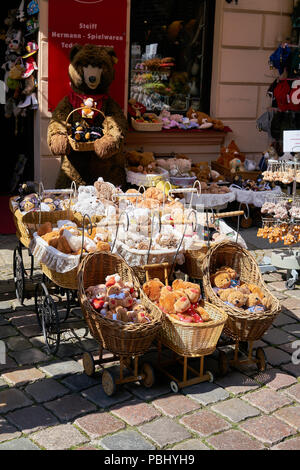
[94,135,118,159]
[50,135,70,155]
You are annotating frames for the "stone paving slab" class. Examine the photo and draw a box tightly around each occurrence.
[179,409,231,437]
[215,371,260,395]
[207,429,265,450]
[75,411,125,439]
[211,397,261,423]
[241,388,293,414]
[138,417,192,448]
[110,398,161,426]
[6,405,59,434]
[25,377,69,403]
[0,417,21,443]
[0,388,33,414]
[274,405,300,431]
[172,439,209,450]
[253,368,298,390]
[182,382,230,405]
[31,423,88,450]
[2,366,45,387]
[151,393,200,418]
[239,415,296,446]
[81,385,132,409]
[100,430,155,450]
[44,393,97,422]
[0,437,41,450]
[38,359,83,378]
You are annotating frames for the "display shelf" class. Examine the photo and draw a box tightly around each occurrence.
[125,128,227,148]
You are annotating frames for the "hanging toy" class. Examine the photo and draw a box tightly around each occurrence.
[27,0,39,16]
[16,0,26,23]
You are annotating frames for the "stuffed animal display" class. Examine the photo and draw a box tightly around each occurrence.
[86,273,152,324]
[16,191,71,213]
[186,107,224,131]
[125,151,157,174]
[216,141,245,169]
[47,44,128,189]
[199,182,231,194]
[142,278,211,323]
[191,162,225,183]
[1,3,39,122]
[39,220,110,255]
[211,266,268,313]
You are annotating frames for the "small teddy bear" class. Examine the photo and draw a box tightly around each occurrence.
[225,290,247,309]
[142,278,165,303]
[211,271,232,289]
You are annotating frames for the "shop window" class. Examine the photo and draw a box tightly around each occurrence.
[129,0,215,116]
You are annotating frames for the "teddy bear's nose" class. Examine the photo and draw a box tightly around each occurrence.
[89,76,96,83]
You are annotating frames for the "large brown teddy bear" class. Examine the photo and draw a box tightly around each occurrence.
[47,44,128,189]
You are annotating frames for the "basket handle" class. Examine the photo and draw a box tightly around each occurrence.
[188,180,201,210]
[80,213,93,260]
[111,211,129,253]
[168,209,197,281]
[146,211,162,264]
[65,107,106,126]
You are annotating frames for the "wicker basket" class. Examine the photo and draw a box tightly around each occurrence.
[160,302,227,357]
[9,196,73,249]
[126,167,168,187]
[131,114,163,132]
[66,107,105,152]
[181,245,210,280]
[202,241,281,341]
[72,212,106,226]
[40,263,78,290]
[78,251,162,356]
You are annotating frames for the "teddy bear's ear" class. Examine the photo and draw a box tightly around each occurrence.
[70,44,83,62]
[105,47,118,64]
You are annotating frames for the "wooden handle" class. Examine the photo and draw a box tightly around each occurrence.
[214,211,244,219]
[142,262,170,270]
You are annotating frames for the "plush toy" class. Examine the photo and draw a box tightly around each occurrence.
[142,278,164,302]
[230,158,245,174]
[217,140,245,168]
[126,150,156,174]
[85,273,151,324]
[211,271,232,289]
[47,44,128,189]
[222,289,247,309]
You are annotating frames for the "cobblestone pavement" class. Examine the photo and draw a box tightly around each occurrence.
[0,233,300,450]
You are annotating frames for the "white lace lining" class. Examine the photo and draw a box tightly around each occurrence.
[29,232,82,273]
[113,239,185,266]
[230,186,282,207]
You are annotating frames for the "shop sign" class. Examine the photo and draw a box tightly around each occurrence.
[48,0,129,111]
[283,130,300,153]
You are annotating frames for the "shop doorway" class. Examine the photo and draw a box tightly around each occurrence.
[0,0,37,197]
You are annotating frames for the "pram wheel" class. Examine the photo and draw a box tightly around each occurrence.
[83,351,95,376]
[13,246,25,305]
[41,294,60,355]
[35,282,48,327]
[140,362,155,388]
[102,369,117,396]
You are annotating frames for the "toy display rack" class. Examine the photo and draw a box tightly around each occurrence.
[266,155,300,289]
